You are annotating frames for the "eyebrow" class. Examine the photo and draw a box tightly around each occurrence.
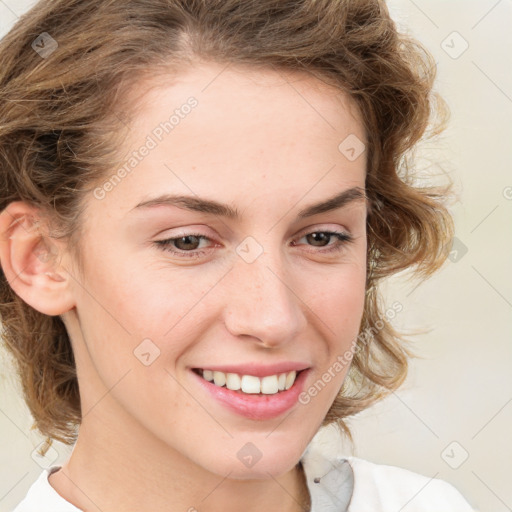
[130,186,366,220]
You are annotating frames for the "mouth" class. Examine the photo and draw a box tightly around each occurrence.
[190,366,311,420]
[192,367,306,395]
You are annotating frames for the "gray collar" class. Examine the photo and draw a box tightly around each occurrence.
[300,445,354,512]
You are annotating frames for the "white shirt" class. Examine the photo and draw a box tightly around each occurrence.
[13,444,476,512]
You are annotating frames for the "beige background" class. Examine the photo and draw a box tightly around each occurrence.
[1,1,511,511]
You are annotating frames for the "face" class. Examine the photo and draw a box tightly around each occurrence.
[63,61,368,479]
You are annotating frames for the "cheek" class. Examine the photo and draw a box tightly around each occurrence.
[75,253,221,388]
[307,258,367,320]
[296,266,366,419]
[82,244,199,331]
[301,260,367,373]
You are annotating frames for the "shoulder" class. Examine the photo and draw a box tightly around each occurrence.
[12,466,82,512]
[300,445,476,512]
[346,456,476,512]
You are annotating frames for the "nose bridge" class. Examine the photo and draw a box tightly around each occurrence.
[223,237,306,345]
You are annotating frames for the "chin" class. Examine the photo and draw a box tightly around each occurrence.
[209,446,302,480]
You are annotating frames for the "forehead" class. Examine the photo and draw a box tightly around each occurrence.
[121,60,364,151]
[89,61,366,222]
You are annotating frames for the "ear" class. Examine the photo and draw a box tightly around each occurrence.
[0,201,76,316]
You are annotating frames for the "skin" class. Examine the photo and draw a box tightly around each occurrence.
[0,61,368,512]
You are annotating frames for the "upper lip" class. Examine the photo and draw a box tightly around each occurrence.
[192,362,311,378]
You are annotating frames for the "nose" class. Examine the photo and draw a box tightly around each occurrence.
[222,246,307,349]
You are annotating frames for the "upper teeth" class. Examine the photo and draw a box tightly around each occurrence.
[200,369,298,394]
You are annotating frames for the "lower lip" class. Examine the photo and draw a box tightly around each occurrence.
[190,368,310,421]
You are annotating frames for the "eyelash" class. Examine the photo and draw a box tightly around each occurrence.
[153,230,354,259]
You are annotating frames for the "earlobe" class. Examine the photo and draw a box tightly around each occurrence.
[0,201,76,316]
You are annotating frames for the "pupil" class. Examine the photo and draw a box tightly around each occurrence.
[308,232,328,246]
[176,235,199,250]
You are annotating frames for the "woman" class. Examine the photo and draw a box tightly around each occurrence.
[0,0,475,510]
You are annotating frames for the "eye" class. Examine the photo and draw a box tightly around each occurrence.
[292,230,353,254]
[153,229,354,259]
[153,233,213,259]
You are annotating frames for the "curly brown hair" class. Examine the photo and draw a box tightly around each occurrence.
[0,0,452,456]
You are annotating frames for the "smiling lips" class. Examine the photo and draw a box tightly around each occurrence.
[194,368,300,395]
[191,361,311,395]
[192,365,311,420]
